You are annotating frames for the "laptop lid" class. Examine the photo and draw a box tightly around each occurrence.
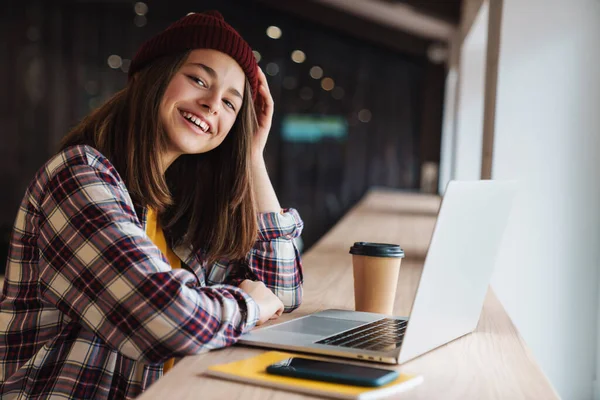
[398,180,517,363]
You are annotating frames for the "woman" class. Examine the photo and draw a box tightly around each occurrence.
[0,10,303,399]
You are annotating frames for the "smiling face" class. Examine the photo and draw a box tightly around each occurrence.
[159,48,246,169]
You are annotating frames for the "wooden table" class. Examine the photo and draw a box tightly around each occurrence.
[138,189,558,400]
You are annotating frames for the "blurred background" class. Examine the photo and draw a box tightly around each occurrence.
[2,1,600,399]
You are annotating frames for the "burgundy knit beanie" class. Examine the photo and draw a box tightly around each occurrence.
[129,10,259,102]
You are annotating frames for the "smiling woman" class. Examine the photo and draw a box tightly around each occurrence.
[0,10,303,400]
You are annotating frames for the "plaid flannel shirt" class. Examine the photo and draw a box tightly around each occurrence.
[0,145,304,399]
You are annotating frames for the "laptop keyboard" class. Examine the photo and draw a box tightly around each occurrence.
[315,318,407,351]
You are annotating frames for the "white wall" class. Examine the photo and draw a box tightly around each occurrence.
[490,1,600,399]
[452,1,488,182]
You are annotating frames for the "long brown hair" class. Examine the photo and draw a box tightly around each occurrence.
[61,51,259,264]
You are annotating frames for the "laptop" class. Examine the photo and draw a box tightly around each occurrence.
[239,180,517,364]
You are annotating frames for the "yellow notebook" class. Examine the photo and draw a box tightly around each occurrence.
[205,351,423,400]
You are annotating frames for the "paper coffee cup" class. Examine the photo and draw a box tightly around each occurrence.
[350,242,405,315]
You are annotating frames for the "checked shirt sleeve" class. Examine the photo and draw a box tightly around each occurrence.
[208,209,304,313]
[36,163,259,365]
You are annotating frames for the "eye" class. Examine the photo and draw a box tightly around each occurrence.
[187,75,206,87]
[223,99,236,111]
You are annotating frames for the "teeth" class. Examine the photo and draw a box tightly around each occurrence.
[181,111,209,133]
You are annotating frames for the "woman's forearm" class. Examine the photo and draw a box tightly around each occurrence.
[251,157,282,213]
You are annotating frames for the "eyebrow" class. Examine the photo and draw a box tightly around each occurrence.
[190,63,243,101]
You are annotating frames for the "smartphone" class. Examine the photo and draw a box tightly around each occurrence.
[265,357,399,387]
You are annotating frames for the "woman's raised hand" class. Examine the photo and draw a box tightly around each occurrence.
[251,67,274,161]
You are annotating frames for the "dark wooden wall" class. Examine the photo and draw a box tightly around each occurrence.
[0,0,444,262]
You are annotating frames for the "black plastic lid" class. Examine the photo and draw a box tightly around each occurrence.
[349,242,405,258]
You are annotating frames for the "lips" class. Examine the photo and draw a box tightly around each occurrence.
[178,108,213,134]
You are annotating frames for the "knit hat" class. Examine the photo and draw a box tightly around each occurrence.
[129,10,259,102]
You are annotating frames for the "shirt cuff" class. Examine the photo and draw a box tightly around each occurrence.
[241,295,260,333]
[256,208,304,242]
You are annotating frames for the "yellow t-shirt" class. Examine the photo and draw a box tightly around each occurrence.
[145,208,181,374]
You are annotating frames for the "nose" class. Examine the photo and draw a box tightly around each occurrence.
[200,90,221,115]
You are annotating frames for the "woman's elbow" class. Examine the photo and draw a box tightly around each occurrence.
[282,283,303,313]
